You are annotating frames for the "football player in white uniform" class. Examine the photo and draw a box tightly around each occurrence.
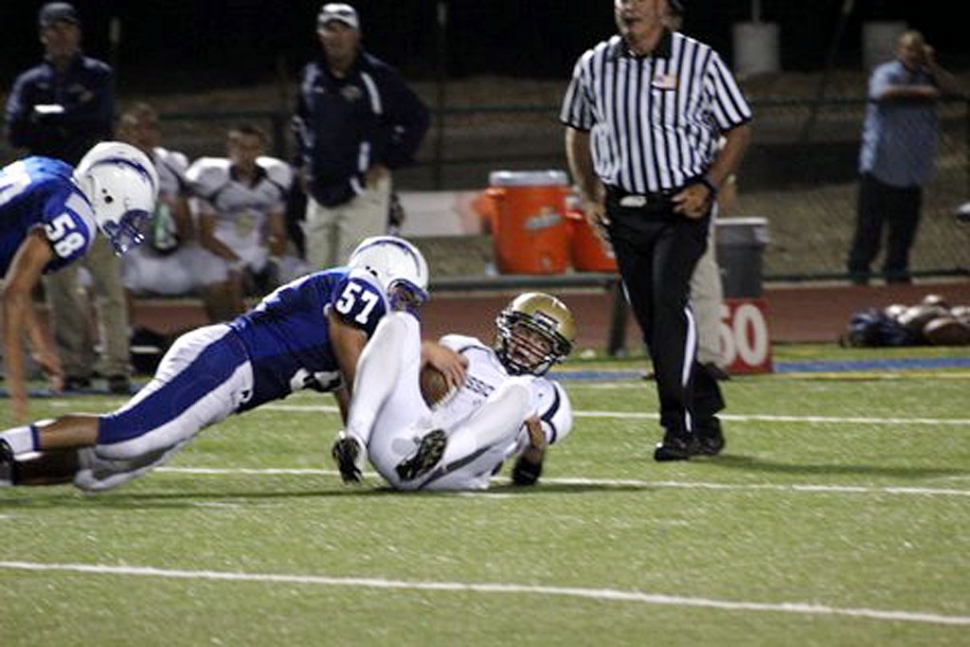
[187,124,293,321]
[333,292,576,491]
[117,103,203,299]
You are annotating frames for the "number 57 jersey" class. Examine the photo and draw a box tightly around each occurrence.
[0,156,97,276]
[228,267,395,410]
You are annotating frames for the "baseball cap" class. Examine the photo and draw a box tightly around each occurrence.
[318,3,359,31]
[38,2,80,29]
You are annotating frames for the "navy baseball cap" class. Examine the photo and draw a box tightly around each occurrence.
[38,2,80,28]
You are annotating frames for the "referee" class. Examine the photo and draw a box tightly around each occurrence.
[561,0,752,461]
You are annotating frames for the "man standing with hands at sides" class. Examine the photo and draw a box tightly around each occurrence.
[561,0,752,461]
[294,3,430,269]
[5,2,132,395]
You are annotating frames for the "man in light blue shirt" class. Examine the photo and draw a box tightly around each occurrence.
[847,30,962,285]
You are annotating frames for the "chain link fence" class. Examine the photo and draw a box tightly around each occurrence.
[2,96,967,281]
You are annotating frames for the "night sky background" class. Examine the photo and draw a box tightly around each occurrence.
[0,1,965,92]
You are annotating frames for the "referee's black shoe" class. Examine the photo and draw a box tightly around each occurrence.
[692,417,725,456]
[653,429,696,462]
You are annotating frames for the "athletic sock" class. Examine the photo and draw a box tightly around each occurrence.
[346,313,416,444]
[0,425,38,456]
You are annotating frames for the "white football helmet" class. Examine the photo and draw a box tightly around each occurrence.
[75,141,159,254]
[496,292,576,376]
[348,236,429,312]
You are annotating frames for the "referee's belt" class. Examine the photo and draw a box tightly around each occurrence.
[607,186,677,208]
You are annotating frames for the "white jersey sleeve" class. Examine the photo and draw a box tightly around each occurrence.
[532,379,573,446]
[152,146,190,198]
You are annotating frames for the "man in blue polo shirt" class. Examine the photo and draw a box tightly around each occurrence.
[847,30,963,285]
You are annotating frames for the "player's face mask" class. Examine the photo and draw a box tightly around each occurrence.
[388,280,428,315]
[505,324,556,373]
[495,292,575,376]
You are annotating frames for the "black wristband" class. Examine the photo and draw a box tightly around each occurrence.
[511,455,543,486]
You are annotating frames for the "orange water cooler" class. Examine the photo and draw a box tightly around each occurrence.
[486,170,570,274]
[564,191,617,272]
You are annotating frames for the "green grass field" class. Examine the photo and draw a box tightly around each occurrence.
[2,344,969,646]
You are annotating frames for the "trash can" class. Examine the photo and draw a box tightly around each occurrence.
[715,217,769,298]
[486,170,570,274]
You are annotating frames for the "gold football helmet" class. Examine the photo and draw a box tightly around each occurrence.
[495,292,576,376]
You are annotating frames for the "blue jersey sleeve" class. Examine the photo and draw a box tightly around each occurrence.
[329,272,391,336]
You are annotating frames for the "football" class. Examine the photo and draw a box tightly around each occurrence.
[419,365,453,407]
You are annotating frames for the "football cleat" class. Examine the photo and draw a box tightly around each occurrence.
[0,438,13,463]
[331,431,366,484]
[395,429,447,482]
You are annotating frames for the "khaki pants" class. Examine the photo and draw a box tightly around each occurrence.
[44,236,130,379]
[304,175,391,270]
[690,219,724,368]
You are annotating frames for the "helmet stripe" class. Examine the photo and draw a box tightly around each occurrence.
[87,157,157,193]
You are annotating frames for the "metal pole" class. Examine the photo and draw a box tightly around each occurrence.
[433,1,449,190]
[108,17,121,98]
[799,0,855,142]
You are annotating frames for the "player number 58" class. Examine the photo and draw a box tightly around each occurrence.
[45,213,86,257]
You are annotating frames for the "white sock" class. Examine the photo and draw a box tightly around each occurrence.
[1,426,37,456]
[346,313,414,445]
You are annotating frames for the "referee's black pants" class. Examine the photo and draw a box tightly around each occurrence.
[606,195,725,435]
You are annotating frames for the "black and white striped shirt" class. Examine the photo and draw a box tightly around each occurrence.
[560,30,752,195]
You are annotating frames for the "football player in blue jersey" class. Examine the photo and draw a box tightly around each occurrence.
[0,236,447,491]
[0,142,159,420]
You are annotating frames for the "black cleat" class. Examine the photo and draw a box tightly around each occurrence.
[653,430,696,462]
[331,433,365,484]
[0,438,13,463]
[396,429,447,481]
[693,417,726,456]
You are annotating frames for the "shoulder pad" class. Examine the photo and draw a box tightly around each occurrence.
[186,157,231,198]
[257,157,294,190]
[439,334,482,352]
[154,147,189,174]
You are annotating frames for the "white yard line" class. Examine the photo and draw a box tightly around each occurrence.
[255,403,970,426]
[0,560,966,627]
[154,467,970,497]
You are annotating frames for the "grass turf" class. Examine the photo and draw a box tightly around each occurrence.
[1,343,969,646]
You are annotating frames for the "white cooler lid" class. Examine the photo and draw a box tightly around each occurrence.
[488,170,569,187]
